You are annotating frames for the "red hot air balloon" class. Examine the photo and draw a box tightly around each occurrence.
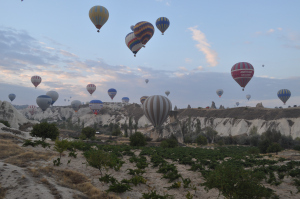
[231,62,254,91]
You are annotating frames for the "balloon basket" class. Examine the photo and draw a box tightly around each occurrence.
[97,30,100,33]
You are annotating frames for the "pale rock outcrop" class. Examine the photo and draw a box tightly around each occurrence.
[256,102,264,108]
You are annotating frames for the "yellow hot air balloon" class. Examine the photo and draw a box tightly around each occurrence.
[89,6,109,32]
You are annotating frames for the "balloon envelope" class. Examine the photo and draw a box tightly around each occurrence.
[277,89,291,105]
[140,96,148,105]
[231,62,254,91]
[130,25,134,31]
[108,88,117,100]
[8,94,16,102]
[145,79,149,84]
[143,95,172,127]
[31,76,42,88]
[89,100,103,115]
[46,91,59,105]
[28,105,36,115]
[134,21,154,45]
[236,102,239,106]
[89,5,109,32]
[122,97,129,103]
[216,89,223,97]
[156,17,170,35]
[125,32,143,56]
[36,95,52,112]
[246,94,251,100]
[71,100,81,112]
[87,84,96,95]
[165,91,170,96]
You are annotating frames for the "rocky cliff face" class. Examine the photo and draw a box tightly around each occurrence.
[16,102,300,142]
[0,101,36,129]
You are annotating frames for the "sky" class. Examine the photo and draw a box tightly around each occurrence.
[0,0,300,109]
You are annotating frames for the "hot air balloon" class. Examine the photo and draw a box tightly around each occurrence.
[125,32,144,57]
[165,91,170,97]
[108,88,117,100]
[46,91,59,106]
[36,95,52,112]
[8,94,16,102]
[143,95,172,128]
[145,79,149,84]
[231,62,254,91]
[216,89,223,98]
[140,96,148,105]
[130,25,134,31]
[64,99,66,102]
[89,5,109,33]
[246,94,251,101]
[236,102,239,107]
[156,17,170,35]
[71,100,81,112]
[122,97,129,103]
[31,76,42,88]
[277,89,291,105]
[86,84,96,95]
[89,100,103,115]
[133,21,154,45]
[28,105,36,115]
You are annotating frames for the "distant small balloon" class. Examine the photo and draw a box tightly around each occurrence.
[236,102,239,106]
[31,76,42,89]
[89,100,103,115]
[36,95,52,112]
[8,94,16,102]
[216,89,223,98]
[130,25,134,31]
[71,100,81,112]
[246,94,251,101]
[28,105,36,115]
[122,97,129,103]
[108,88,117,100]
[277,89,291,105]
[165,90,170,97]
[145,79,149,84]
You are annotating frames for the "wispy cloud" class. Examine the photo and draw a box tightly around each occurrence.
[188,26,218,67]
[255,27,283,36]
[185,58,192,63]
[156,0,171,6]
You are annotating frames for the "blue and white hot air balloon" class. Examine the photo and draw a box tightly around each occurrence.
[89,100,103,115]
[216,89,223,98]
[246,94,251,101]
[36,95,52,112]
[277,89,291,105]
[46,91,59,106]
[122,97,129,103]
[8,94,16,102]
[108,88,117,100]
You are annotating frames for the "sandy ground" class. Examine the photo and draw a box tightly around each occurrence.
[1,128,300,199]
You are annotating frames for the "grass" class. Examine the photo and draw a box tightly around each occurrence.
[40,178,62,199]
[5,151,55,167]
[30,166,120,199]
[0,139,23,159]
[0,184,7,199]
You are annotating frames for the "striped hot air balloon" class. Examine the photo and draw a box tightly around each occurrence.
[140,96,148,105]
[31,76,42,88]
[89,100,103,115]
[28,105,36,115]
[87,84,96,95]
[216,89,223,98]
[156,17,170,35]
[89,5,109,32]
[71,100,81,112]
[133,21,155,45]
[143,95,172,128]
[277,89,291,105]
[108,88,117,100]
[231,62,254,91]
[122,97,129,103]
[8,94,16,102]
[125,32,144,57]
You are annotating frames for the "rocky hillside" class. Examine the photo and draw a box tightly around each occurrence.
[7,101,300,142]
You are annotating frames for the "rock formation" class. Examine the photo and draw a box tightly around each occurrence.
[256,102,264,108]
[211,101,216,109]
[187,104,191,109]
[219,105,225,109]
[174,106,178,111]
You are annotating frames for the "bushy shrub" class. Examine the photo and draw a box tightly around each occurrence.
[112,128,122,136]
[54,139,70,158]
[196,135,207,145]
[81,127,96,139]
[0,120,10,127]
[160,135,178,148]
[30,122,59,141]
[267,143,282,155]
[258,139,271,153]
[184,136,193,144]
[130,132,147,147]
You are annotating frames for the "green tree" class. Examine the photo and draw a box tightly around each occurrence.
[81,127,96,139]
[249,126,258,136]
[134,123,138,133]
[129,117,133,136]
[112,128,122,136]
[54,139,70,158]
[85,150,116,177]
[205,127,218,143]
[160,135,178,148]
[196,135,207,145]
[123,123,128,137]
[30,122,59,141]
[261,129,281,143]
[258,139,271,153]
[202,163,273,199]
[267,143,282,155]
[130,132,147,147]
[196,119,201,134]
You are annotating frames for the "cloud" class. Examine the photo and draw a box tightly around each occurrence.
[179,67,188,71]
[185,58,192,63]
[188,26,218,67]
[60,50,78,58]
[267,29,275,34]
